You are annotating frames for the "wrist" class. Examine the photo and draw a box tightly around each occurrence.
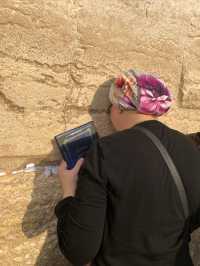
[62,189,75,199]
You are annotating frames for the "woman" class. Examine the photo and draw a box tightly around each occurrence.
[55,70,200,266]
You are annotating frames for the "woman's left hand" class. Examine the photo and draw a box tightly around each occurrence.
[58,158,84,198]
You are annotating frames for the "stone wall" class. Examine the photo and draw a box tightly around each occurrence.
[0,0,200,265]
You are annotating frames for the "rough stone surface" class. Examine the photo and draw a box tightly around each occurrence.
[181,66,200,109]
[0,0,200,265]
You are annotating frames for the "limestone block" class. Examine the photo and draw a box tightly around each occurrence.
[181,78,200,109]
[0,109,64,158]
[69,63,112,108]
[0,172,69,266]
[0,0,78,66]
[160,106,200,134]
[0,106,110,159]
[180,61,200,109]
[76,0,185,100]
[0,56,71,111]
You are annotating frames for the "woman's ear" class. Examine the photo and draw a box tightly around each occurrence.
[118,104,125,114]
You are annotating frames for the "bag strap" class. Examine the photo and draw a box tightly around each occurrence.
[135,125,189,219]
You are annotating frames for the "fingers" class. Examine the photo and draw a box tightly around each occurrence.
[58,158,84,173]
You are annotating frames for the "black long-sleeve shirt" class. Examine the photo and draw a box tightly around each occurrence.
[55,120,200,266]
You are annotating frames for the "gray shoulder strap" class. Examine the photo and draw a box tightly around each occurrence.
[135,125,189,219]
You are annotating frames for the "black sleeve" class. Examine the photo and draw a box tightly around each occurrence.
[190,208,200,233]
[187,132,200,150]
[55,140,107,265]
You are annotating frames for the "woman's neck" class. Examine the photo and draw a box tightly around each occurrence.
[118,113,158,131]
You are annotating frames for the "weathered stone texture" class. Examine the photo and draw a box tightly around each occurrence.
[0,0,200,265]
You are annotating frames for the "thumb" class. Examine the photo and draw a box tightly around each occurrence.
[74,158,84,171]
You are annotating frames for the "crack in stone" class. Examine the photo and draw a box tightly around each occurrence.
[0,5,33,18]
[0,51,72,74]
[145,0,152,18]
[62,82,78,129]
[64,104,88,111]
[0,155,47,159]
[0,87,25,113]
[70,72,83,85]
[63,104,108,114]
[28,74,69,89]
[0,22,29,29]
[188,34,200,39]
[177,60,185,107]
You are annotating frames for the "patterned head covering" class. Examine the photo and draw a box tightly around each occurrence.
[109,69,172,116]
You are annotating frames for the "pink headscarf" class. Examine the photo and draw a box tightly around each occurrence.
[109,69,172,116]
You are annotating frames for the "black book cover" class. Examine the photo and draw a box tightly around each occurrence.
[55,121,99,169]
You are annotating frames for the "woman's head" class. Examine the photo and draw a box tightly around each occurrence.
[108,69,172,130]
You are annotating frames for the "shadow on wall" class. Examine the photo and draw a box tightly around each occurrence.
[21,79,114,266]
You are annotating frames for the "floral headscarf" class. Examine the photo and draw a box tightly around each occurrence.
[109,69,172,116]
